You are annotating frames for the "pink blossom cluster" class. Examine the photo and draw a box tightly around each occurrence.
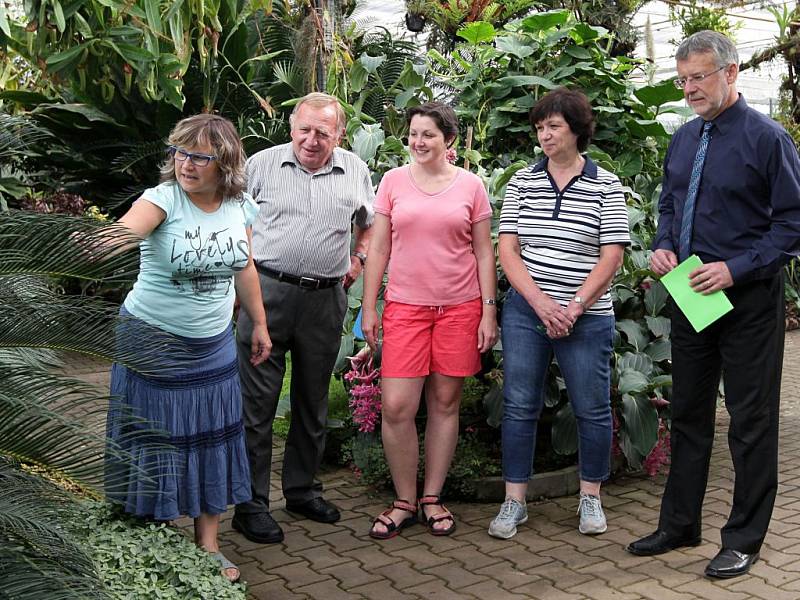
[344,347,382,433]
[642,418,671,477]
[446,148,457,164]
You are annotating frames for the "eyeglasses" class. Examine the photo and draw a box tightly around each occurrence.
[168,146,218,167]
[673,65,728,89]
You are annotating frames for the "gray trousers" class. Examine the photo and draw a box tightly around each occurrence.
[235,274,347,513]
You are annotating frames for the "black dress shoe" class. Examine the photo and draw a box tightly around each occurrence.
[232,511,284,544]
[705,548,759,578]
[285,497,341,523]
[626,529,702,556]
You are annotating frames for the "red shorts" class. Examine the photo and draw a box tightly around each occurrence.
[381,298,482,378]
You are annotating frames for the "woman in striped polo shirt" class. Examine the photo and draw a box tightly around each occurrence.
[488,87,630,540]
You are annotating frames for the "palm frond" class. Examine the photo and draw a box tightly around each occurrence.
[0,461,111,600]
[272,60,307,95]
[110,140,168,175]
[0,114,53,162]
[0,361,167,489]
[0,211,140,281]
[1,277,192,373]
[105,184,149,213]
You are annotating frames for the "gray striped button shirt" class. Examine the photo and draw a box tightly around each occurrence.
[247,143,375,278]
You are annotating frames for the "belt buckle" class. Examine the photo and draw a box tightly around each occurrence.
[299,276,320,289]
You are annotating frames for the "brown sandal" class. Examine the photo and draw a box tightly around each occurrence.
[418,494,456,536]
[369,499,418,540]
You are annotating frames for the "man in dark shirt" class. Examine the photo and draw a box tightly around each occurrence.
[626,30,800,578]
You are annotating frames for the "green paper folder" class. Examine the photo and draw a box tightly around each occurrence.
[660,254,733,333]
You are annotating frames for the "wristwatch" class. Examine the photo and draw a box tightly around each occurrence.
[573,295,585,306]
[352,251,367,266]
[484,298,496,306]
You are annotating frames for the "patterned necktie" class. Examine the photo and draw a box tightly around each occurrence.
[678,121,713,262]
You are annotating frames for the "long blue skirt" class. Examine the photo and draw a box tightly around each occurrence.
[106,309,252,520]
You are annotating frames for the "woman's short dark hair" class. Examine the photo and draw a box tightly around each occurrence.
[406,102,459,146]
[160,113,246,198]
[528,87,595,152]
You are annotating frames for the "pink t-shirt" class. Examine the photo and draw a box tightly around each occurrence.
[374,165,492,306]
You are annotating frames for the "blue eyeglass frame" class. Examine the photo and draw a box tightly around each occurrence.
[168,145,218,167]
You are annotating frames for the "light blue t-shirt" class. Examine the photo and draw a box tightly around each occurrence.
[124,182,259,338]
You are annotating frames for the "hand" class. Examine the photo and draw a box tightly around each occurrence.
[650,248,678,276]
[342,255,362,290]
[249,323,272,366]
[564,300,584,325]
[689,261,733,294]
[477,313,499,353]
[530,294,572,338]
[361,306,381,351]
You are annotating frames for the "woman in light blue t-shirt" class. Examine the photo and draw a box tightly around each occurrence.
[106,114,270,583]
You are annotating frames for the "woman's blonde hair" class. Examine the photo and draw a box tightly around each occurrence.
[160,114,246,198]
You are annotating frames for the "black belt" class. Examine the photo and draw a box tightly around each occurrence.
[256,264,340,290]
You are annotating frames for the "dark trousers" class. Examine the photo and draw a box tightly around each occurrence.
[658,273,784,553]
[235,275,347,513]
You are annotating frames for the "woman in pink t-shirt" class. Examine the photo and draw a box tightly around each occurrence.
[362,102,498,539]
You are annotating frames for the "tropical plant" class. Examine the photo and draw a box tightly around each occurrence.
[0,210,238,597]
[669,0,742,44]
[0,0,300,212]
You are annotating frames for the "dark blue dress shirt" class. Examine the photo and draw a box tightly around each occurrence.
[653,95,800,283]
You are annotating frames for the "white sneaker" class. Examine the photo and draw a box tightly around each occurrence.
[577,492,607,535]
[488,497,528,539]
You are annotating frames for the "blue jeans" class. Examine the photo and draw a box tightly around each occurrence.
[501,288,615,483]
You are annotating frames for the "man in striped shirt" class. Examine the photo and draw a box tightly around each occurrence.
[232,93,374,544]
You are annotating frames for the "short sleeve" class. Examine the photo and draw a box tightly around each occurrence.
[373,168,396,217]
[139,182,178,221]
[469,174,492,223]
[241,193,259,227]
[354,163,376,229]
[599,176,631,246]
[498,173,522,234]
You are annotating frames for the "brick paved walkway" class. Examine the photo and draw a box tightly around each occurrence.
[69,331,800,599]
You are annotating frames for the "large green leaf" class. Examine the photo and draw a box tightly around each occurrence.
[616,152,644,178]
[32,103,127,128]
[352,124,385,163]
[617,352,653,376]
[634,79,685,108]
[552,401,578,455]
[617,368,650,395]
[616,319,648,351]
[645,315,671,338]
[483,384,503,428]
[334,332,355,374]
[495,34,536,59]
[644,338,672,363]
[521,10,569,32]
[644,281,669,316]
[349,61,368,94]
[564,45,592,60]
[457,21,496,45]
[359,53,386,74]
[626,119,668,139]
[496,75,558,90]
[44,42,92,73]
[0,0,9,37]
[621,394,659,456]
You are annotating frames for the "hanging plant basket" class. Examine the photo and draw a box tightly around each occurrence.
[405,12,426,33]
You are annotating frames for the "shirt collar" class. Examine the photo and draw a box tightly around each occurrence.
[701,93,747,136]
[531,155,598,178]
[279,143,345,174]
